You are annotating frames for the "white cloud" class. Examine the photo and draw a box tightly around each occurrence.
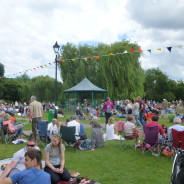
[0,0,184,82]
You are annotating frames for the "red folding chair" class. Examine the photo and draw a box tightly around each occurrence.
[172,129,184,150]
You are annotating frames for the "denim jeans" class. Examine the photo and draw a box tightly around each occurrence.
[134,115,142,127]
[139,112,145,126]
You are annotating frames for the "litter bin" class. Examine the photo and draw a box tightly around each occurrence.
[48,109,54,123]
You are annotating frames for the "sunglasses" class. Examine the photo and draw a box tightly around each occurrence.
[27,144,35,147]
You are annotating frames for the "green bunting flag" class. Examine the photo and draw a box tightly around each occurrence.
[148,49,152,53]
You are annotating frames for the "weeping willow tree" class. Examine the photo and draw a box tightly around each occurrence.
[59,41,145,99]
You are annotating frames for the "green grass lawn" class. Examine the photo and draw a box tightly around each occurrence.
[1,113,173,184]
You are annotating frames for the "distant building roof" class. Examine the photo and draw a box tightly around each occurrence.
[64,77,107,93]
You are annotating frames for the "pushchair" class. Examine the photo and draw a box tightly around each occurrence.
[171,141,184,184]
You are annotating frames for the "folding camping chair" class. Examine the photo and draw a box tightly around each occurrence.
[1,123,19,144]
[60,126,79,152]
[172,129,184,150]
[117,121,135,150]
[37,121,49,147]
[142,125,161,157]
[120,134,135,150]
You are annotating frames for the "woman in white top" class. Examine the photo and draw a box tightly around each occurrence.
[106,117,120,140]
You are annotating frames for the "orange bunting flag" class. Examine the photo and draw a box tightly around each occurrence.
[96,56,100,59]
[89,57,94,59]
[130,48,135,52]
[61,60,65,62]
[156,48,162,51]
[138,48,143,52]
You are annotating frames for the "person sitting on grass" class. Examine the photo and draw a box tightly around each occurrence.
[124,115,141,148]
[0,110,5,123]
[0,149,51,184]
[168,117,184,141]
[76,106,86,119]
[9,113,23,128]
[2,113,23,139]
[145,115,166,144]
[0,137,39,181]
[44,134,71,184]
[90,120,105,150]
[47,118,59,139]
[106,117,120,140]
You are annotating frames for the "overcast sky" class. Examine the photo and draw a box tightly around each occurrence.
[0,0,184,82]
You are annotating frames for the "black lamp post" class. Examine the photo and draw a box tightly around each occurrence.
[53,41,60,106]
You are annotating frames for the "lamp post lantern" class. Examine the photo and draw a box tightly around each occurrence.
[53,41,60,106]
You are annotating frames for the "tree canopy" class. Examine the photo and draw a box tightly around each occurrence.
[59,41,145,99]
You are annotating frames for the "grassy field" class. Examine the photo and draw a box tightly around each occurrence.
[0,112,173,184]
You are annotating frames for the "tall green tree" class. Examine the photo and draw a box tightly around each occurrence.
[2,79,22,102]
[59,41,145,99]
[0,63,4,77]
[144,68,176,101]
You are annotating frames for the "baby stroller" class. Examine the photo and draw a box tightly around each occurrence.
[171,141,184,184]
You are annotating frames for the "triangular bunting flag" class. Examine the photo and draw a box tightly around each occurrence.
[49,63,51,65]
[61,60,65,62]
[71,59,75,62]
[130,48,135,52]
[123,50,128,54]
[116,52,122,55]
[148,50,152,53]
[96,56,100,59]
[108,53,114,55]
[156,48,162,51]
[44,64,47,67]
[101,55,107,59]
[138,48,143,52]
[89,57,94,59]
[167,47,172,52]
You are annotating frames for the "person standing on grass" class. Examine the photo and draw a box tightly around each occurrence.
[132,98,143,128]
[137,96,146,126]
[103,97,114,125]
[0,137,39,181]
[29,96,43,139]
[44,134,71,184]
[0,150,51,184]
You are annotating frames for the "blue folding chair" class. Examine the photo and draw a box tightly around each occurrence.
[37,121,49,147]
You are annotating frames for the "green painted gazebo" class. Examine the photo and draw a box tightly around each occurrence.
[64,77,107,110]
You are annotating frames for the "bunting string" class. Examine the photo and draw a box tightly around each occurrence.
[4,44,184,78]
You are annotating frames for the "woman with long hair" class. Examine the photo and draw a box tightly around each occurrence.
[44,134,70,184]
[90,120,105,150]
[106,117,120,140]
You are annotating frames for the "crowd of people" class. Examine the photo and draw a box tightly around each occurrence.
[1,95,184,183]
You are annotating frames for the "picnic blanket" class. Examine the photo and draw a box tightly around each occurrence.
[58,177,100,184]
[0,159,100,184]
